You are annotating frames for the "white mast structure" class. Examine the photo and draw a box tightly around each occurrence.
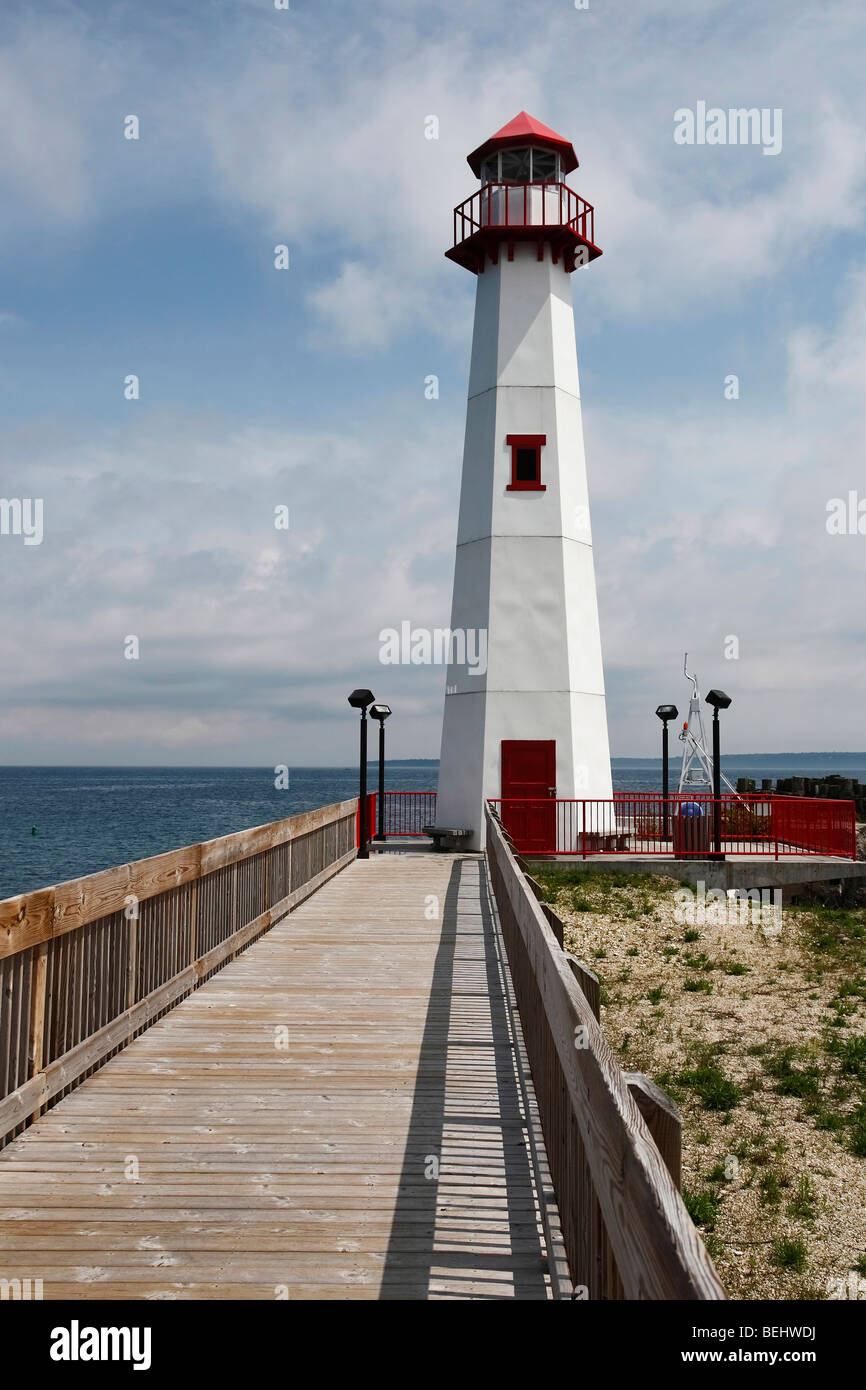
[677,653,738,795]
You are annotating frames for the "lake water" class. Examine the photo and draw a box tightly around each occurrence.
[2,754,864,898]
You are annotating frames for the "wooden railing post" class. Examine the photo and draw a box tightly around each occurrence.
[27,941,49,1123]
[188,878,198,967]
[126,915,139,1011]
[27,942,48,1078]
[624,1072,682,1189]
[565,953,600,1022]
[540,901,564,950]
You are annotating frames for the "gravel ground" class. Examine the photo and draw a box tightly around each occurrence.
[533,865,866,1301]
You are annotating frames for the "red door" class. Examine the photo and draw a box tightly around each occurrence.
[501,740,556,853]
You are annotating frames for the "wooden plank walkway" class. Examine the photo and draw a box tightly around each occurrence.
[0,854,553,1299]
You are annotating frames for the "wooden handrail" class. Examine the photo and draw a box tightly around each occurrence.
[0,798,356,959]
[484,803,725,1300]
[0,799,357,1144]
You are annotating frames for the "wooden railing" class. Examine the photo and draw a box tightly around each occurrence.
[0,799,357,1147]
[485,804,726,1300]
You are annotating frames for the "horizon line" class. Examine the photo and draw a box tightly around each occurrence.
[0,752,865,770]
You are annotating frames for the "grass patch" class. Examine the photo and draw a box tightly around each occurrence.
[787,1175,818,1222]
[811,1106,848,1135]
[683,1187,720,1230]
[758,1170,790,1206]
[793,903,866,969]
[684,952,716,971]
[828,1035,866,1081]
[849,1106,866,1157]
[684,978,713,994]
[677,1063,742,1112]
[764,1046,822,1099]
[530,866,676,904]
[771,1237,808,1273]
[646,986,665,1005]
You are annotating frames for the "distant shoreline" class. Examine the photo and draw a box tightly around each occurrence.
[1,753,866,770]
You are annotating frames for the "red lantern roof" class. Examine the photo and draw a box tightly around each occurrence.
[467,112,579,177]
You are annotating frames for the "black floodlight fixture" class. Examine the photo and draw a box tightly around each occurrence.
[370,703,392,722]
[348,688,375,710]
[705,689,732,711]
[655,704,679,722]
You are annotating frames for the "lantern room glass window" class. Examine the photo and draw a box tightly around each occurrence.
[500,147,531,182]
[480,148,562,184]
[530,148,557,181]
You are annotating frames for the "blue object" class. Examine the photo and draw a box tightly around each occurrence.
[679,801,704,818]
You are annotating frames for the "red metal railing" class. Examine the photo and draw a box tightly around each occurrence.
[452,181,595,249]
[771,795,858,857]
[488,796,857,860]
[374,790,438,838]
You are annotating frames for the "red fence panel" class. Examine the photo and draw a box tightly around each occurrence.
[488,796,857,860]
[771,795,857,859]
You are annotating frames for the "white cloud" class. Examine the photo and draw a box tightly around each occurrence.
[1,1,865,764]
[0,408,461,761]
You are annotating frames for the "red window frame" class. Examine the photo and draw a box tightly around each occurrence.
[506,433,547,491]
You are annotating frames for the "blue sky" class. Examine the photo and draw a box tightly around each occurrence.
[1,0,865,764]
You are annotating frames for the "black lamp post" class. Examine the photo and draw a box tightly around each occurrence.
[369,703,391,841]
[655,704,679,842]
[705,689,732,857]
[348,688,375,859]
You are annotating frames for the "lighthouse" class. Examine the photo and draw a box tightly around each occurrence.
[435,113,613,851]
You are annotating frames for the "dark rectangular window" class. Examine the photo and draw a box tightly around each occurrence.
[515,448,538,482]
[506,434,547,492]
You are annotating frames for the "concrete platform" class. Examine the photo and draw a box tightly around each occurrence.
[524,854,866,895]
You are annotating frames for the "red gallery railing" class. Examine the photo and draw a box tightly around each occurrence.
[487,795,857,860]
[452,180,595,250]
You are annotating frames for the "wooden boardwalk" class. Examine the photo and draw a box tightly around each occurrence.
[0,854,553,1299]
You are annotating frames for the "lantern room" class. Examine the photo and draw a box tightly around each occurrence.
[446,111,602,275]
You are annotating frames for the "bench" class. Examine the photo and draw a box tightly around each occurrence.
[423,825,472,852]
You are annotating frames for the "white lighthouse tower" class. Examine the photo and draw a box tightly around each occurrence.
[435,113,613,851]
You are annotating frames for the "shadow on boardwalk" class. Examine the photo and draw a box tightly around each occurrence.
[380,857,549,1299]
